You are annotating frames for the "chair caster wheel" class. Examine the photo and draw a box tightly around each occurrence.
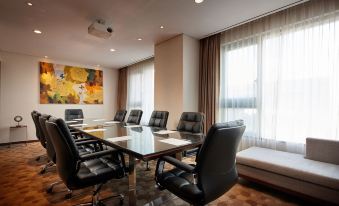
[46,187,53,194]
[40,168,46,174]
[65,193,72,199]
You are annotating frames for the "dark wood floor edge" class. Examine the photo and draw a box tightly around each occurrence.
[0,139,39,146]
[238,173,339,206]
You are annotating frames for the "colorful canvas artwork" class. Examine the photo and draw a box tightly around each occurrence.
[39,62,103,104]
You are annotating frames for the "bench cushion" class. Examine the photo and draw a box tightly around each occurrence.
[306,138,339,165]
[236,147,339,190]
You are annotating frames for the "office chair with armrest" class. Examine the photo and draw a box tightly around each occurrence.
[65,109,84,121]
[177,112,205,157]
[113,110,127,122]
[155,120,245,206]
[46,117,125,205]
[39,115,112,196]
[148,111,169,128]
[31,111,47,161]
[126,109,143,125]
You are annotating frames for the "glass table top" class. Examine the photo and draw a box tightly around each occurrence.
[67,119,204,160]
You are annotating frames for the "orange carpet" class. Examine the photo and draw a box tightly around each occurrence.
[0,142,311,206]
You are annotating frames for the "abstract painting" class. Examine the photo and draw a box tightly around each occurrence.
[39,62,103,104]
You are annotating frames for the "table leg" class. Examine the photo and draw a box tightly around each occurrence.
[128,154,136,206]
[175,152,182,161]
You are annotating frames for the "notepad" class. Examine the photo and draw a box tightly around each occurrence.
[65,120,78,123]
[153,130,177,135]
[124,125,142,128]
[83,128,106,132]
[159,138,191,146]
[104,121,120,124]
[69,123,88,127]
[106,136,132,142]
[93,119,106,122]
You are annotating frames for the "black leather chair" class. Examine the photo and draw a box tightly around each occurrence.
[155,120,245,206]
[39,115,108,196]
[65,109,84,121]
[126,109,143,125]
[46,117,125,205]
[31,111,47,161]
[177,112,205,157]
[113,110,127,122]
[148,111,169,128]
[177,112,205,134]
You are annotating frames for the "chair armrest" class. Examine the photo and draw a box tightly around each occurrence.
[74,137,93,142]
[80,149,118,161]
[75,139,99,146]
[161,156,195,173]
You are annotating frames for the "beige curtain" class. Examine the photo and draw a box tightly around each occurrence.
[117,67,127,110]
[221,0,339,44]
[219,0,339,154]
[199,33,220,134]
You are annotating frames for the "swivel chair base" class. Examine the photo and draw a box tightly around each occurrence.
[40,161,55,174]
[75,184,124,206]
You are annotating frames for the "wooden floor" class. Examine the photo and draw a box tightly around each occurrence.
[0,142,313,206]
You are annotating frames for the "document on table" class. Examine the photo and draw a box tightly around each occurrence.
[65,120,78,123]
[93,119,106,122]
[153,130,177,135]
[159,138,192,146]
[104,121,120,124]
[106,136,132,142]
[124,125,142,128]
[69,123,88,127]
[83,128,106,132]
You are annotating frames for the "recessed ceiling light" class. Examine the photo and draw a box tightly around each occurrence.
[160,26,164,29]
[137,38,142,41]
[44,56,48,58]
[110,48,116,52]
[27,2,33,6]
[33,29,42,34]
[195,0,204,3]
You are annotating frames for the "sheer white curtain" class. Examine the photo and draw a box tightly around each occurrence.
[220,1,339,154]
[127,58,154,125]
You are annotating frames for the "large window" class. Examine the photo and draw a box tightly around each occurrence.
[127,59,154,124]
[220,12,339,152]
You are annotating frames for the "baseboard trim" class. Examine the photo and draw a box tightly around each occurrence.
[0,140,39,146]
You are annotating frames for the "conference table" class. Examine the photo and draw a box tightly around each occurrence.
[67,118,204,206]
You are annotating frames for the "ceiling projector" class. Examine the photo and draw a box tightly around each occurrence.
[88,19,113,39]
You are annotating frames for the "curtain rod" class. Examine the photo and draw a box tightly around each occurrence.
[201,0,308,39]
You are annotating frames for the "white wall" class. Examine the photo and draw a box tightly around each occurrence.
[0,51,119,143]
[154,35,183,129]
[154,34,199,130]
[183,35,199,112]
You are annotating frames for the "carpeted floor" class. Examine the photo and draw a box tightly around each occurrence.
[0,142,314,206]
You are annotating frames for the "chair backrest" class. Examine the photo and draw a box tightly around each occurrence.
[148,111,169,128]
[31,111,46,148]
[46,117,80,186]
[38,114,55,163]
[127,109,143,124]
[31,111,40,140]
[113,110,127,122]
[176,112,205,134]
[65,109,84,121]
[195,120,245,203]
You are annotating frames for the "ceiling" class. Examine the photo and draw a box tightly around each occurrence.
[0,0,302,69]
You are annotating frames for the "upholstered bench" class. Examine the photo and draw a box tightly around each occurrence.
[236,138,339,204]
